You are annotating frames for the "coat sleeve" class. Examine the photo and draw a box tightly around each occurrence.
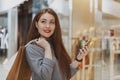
[25,44,55,80]
[70,63,79,77]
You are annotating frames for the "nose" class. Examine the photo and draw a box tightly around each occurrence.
[46,24,50,28]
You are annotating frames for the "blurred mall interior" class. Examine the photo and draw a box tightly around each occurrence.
[0,0,120,80]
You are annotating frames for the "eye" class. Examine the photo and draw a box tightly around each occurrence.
[50,21,55,25]
[41,20,46,23]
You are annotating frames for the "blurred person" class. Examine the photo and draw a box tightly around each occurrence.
[26,8,89,80]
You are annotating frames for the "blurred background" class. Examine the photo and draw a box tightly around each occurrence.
[0,0,120,80]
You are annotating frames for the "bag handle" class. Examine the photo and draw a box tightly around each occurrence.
[25,40,36,47]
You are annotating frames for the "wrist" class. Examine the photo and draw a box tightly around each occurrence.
[45,45,51,50]
[71,60,80,69]
[45,46,52,60]
[75,57,83,62]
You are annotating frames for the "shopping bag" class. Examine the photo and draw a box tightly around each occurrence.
[6,45,31,80]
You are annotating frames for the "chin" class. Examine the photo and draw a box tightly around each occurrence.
[42,35,51,39]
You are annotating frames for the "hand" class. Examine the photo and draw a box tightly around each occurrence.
[35,37,52,60]
[76,46,89,61]
[35,37,50,50]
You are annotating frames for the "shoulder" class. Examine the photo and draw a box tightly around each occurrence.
[26,43,44,55]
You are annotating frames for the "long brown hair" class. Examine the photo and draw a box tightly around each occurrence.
[27,8,72,80]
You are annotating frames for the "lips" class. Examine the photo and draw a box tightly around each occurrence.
[43,29,51,33]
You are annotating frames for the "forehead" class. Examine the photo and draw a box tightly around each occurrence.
[40,13,55,20]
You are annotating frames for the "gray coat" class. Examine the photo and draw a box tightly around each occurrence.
[26,43,79,80]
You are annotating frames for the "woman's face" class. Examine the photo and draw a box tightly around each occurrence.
[36,13,55,38]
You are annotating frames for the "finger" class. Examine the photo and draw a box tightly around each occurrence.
[79,48,87,57]
[34,38,39,43]
[78,50,85,58]
[38,37,41,41]
[79,49,84,54]
[80,53,84,58]
[36,38,42,44]
[39,38,45,43]
[83,48,87,53]
[78,52,86,60]
[77,53,83,60]
[83,46,89,54]
[85,39,91,46]
[78,53,86,60]
[84,46,88,50]
[79,51,86,57]
[79,47,87,54]
[35,38,39,41]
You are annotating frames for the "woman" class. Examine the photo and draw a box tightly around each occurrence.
[26,8,89,80]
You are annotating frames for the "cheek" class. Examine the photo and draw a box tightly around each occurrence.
[51,27,55,34]
[53,26,55,31]
[36,23,43,29]
[37,27,43,34]
[39,29,43,34]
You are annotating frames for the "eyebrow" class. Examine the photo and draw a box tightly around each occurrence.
[40,18,55,21]
[40,18,47,21]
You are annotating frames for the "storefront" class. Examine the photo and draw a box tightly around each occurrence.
[71,0,120,80]
[0,0,120,80]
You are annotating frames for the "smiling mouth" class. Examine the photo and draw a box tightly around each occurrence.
[43,30,51,33]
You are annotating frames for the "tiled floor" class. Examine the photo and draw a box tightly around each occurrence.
[71,60,120,80]
[0,64,8,80]
[0,56,120,80]
[0,57,8,80]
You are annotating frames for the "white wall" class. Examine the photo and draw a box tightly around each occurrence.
[7,8,18,59]
[0,0,25,13]
[102,0,120,18]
